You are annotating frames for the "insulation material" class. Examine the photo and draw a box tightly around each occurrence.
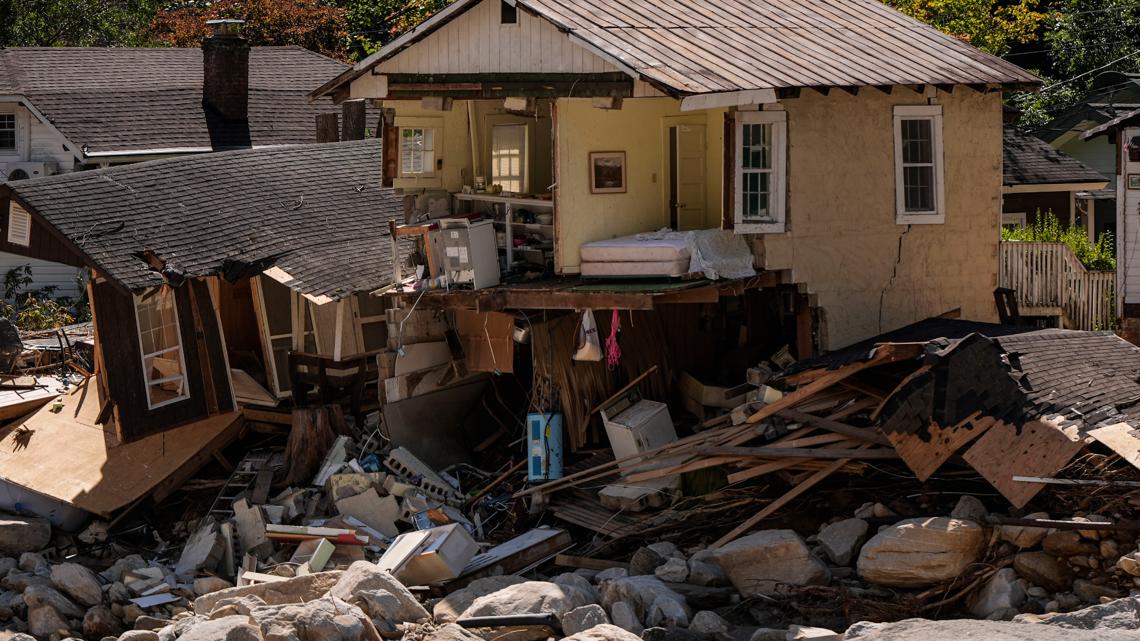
[453,310,515,373]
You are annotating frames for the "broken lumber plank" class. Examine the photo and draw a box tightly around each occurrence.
[777,409,891,446]
[699,446,899,460]
[712,443,874,547]
[986,515,1140,532]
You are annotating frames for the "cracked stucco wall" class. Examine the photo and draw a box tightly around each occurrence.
[759,88,1003,351]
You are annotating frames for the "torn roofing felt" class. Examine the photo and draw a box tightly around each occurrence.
[2,139,407,302]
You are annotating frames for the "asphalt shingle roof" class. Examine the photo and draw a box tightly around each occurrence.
[1003,127,1107,187]
[3,139,405,301]
[0,47,354,155]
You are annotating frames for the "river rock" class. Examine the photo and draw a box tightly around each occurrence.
[564,623,644,641]
[50,562,103,607]
[434,576,529,623]
[178,613,263,641]
[595,568,628,583]
[969,568,1026,618]
[818,519,870,566]
[193,570,343,614]
[1073,578,1121,604]
[23,583,84,618]
[950,496,988,522]
[857,518,984,588]
[846,618,1139,640]
[706,530,829,596]
[28,603,71,637]
[609,600,643,635]
[193,576,233,597]
[997,513,1051,549]
[598,576,688,622]
[18,552,47,574]
[688,611,728,637]
[563,604,610,635]
[1042,531,1097,558]
[646,595,689,628]
[1116,551,1140,577]
[117,631,161,641]
[1013,551,1076,592]
[629,547,667,576]
[82,604,122,638]
[0,517,50,557]
[328,561,428,623]
[654,558,689,583]
[462,581,593,619]
[1013,595,1140,629]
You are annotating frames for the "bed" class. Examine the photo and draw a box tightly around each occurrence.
[579,234,693,277]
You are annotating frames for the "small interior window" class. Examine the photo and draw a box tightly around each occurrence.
[501,1,518,24]
[134,287,189,409]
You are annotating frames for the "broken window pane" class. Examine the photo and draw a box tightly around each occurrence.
[134,286,188,408]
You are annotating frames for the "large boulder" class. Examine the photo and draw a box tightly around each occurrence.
[856,518,984,588]
[598,576,688,623]
[178,614,264,641]
[26,603,71,638]
[22,583,84,619]
[563,604,610,635]
[706,530,830,596]
[249,595,370,640]
[1012,551,1075,593]
[562,623,644,641]
[434,576,529,623]
[461,580,593,619]
[996,513,1051,549]
[328,561,429,623]
[844,618,1139,640]
[0,516,50,556]
[192,570,343,614]
[818,519,870,567]
[50,562,104,607]
[82,604,123,638]
[1013,596,1140,630]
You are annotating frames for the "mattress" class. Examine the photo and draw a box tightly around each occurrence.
[580,258,691,278]
[579,235,691,263]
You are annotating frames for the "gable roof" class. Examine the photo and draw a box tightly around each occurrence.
[1003,127,1107,187]
[2,139,405,302]
[0,47,353,157]
[314,0,1039,100]
[1081,105,1140,141]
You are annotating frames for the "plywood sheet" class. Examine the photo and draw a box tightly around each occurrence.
[963,419,1085,508]
[0,375,242,516]
[887,414,996,482]
[231,369,277,407]
[1088,422,1140,471]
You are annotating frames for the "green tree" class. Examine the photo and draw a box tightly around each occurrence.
[335,0,450,60]
[1045,0,1140,81]
[149,0,348,60]
[883,0,1047,55]
[0,0,158,47]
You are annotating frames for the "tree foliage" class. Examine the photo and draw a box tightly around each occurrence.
[0,0,158,47]
[336,0,450,60]
[149,0,349,60]
[1001,211,1116,272]
[1045,0,1140,81]
[883,0,1047,55]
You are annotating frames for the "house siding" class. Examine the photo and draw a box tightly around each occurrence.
[1058,134,1118,191]
[761,88,1003,350]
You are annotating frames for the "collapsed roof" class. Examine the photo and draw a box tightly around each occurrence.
[2,139,406,302]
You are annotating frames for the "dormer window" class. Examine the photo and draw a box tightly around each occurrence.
[501,1,518,24]
[0,114,15,151]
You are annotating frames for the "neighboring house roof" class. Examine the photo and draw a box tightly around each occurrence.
[1034,72,1140,143]
[2,140,405,302]
[0,47,352,156]
[1081,105,1140,141]
[1003,127,1107,187]
[314,0,1039,100]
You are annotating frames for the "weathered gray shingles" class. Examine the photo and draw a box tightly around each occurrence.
[1,47,352,153]
[1003,127,1106,187]
[6,139,405,301]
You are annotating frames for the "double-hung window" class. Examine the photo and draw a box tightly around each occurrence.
[491,124,527,193]
[399,126,436,177]
[734,110,787,233]
[894,105,945,224]
[0,114,15,152]
[134,286,189,409]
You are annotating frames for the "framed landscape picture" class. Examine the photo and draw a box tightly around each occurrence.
[589,151,627,194]
[1129,174,1140,190]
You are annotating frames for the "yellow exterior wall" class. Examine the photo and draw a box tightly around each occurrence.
[554,97,725,272]
[761,88,1003,350]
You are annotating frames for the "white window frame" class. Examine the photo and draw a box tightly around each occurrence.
[734,110,787,234]
[7,203,30,246]
[397,125,438,178]
[0,110,17,155]
[133,287,190,410]
[894,105,945,225]
[491,123,528,194]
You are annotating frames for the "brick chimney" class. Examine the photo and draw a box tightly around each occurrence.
[202,19,249,122]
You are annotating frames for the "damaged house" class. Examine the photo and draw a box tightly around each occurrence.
[0,20,367,295]
[312,0,1039,352]
[0,139,405,527]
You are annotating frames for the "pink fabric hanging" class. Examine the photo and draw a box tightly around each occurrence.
[606,309,622,370]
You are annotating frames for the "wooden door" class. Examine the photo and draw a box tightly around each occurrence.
[672,124,707,231]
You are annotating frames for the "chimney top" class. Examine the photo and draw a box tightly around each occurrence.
[206,19,244,38]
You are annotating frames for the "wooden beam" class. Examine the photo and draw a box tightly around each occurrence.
[777,409,892,446]
[699,445,899,460]
[341,100,367,141]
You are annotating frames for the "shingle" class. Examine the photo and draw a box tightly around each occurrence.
[1,47,357,154]
[1003,127,1107,187]
[4,139,406,301]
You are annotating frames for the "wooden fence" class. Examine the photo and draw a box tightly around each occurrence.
[999,241,1115,331]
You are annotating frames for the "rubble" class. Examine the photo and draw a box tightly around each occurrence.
[855,518,985,588]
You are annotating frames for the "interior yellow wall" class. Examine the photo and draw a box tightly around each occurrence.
[554,98,725,273]
[760,88,1003,350]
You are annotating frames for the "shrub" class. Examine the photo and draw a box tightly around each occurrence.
[0,265,90,331]
[1001,211,1115,271]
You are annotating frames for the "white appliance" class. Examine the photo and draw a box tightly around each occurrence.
[440,218,500,289]
[601,393,676,470]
